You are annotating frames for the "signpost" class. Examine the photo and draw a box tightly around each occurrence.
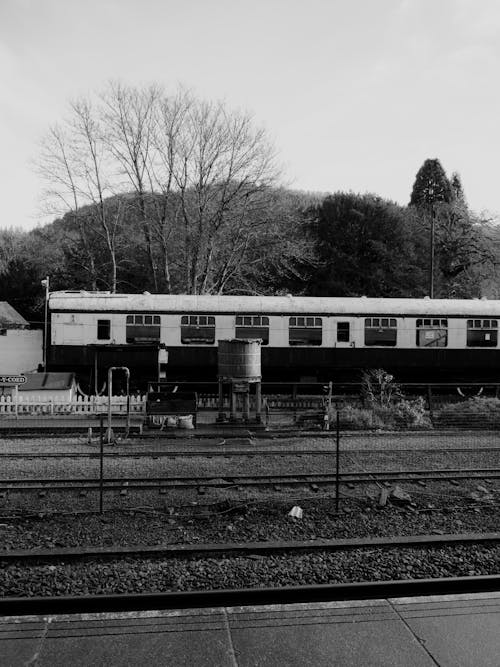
[0,375,26,420]
[0,375,26,385]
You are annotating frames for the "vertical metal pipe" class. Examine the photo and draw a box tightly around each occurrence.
[243,391,250,422]
[255,381,262,423]
[230,386,236,422]
[125,371,130,439]
[43,276,49,371]
[218,378,225,421]
[94,351,98,397]
[335,405,340,513]
[99,414,104,514]
[107,368,113,443]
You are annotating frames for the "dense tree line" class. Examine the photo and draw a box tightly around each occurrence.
[0,82,498,324]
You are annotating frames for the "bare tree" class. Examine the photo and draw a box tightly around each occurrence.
[166,97,280,293]
[150,88,193,292]
[38,124,99,289]
[100,82,163,290]
[70,98,124,293]
[39,100,126,292]
[39,83,282,295]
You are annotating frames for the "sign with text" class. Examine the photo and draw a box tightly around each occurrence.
[0,375,26,385]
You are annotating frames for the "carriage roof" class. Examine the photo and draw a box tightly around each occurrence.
[48,291,500,317]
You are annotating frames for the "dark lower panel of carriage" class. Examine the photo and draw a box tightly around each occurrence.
[48,345,159,391]
[48,344,500,385]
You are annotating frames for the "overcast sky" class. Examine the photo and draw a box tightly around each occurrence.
[1,0,499,231]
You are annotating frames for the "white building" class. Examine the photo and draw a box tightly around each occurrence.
[0,302,43,375]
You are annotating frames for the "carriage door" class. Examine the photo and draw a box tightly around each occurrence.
[61,316,85,345]
[336,320,352,347]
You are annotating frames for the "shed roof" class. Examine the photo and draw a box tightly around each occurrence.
[19,372,76,392]
[0,302,28,328]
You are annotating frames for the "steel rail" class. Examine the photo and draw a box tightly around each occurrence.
[1,575,500,616]
[1,427,500,439]
[2,532,500,563]
[0,468,499,492]
[0,446,499,459]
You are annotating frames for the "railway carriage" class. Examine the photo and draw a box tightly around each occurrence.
[47,291,500,388]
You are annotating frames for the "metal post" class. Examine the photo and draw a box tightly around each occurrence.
[217,378,225,422]
[255,381,262,423]
[99,415,104,514]
[94,351,98,397]
[107,366,130,443]
[430,205,435,299]
[42,276,49,371]
[335,405,340,513]
[243,391,250,422]
[107,368,113,444]
[230,386,237,422]
[125,372,130,439]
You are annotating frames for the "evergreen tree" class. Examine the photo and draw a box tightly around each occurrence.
[450,171,466,206]
[409,158,453,208]
[309,193,425,297]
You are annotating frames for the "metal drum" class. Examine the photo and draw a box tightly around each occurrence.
[218,339,261,381]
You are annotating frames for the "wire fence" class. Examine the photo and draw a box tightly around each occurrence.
[0,387,499,513]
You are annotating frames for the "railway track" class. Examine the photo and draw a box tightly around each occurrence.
[0,446,499,459]
[0,467,499,492]
[2,574,500,616]
[2,532,500,563]
[1,533,500,616]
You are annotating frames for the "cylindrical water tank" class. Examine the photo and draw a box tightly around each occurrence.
[218,339,261,380]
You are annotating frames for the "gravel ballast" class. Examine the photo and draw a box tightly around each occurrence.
[1,544,499,597]
[1,432,499,597]
[0,489,499,551]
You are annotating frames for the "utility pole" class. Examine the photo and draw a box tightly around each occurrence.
[427,186,435,299]
[41,276,50,371]
[430,204,435,299]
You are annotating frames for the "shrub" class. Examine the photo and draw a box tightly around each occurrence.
[331,404,394,430]
[330,396,431,430]
[435,397,500,428]
[361,369,402,408]
[394,397,430,428]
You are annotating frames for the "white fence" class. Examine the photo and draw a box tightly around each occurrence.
[0,394,146,416]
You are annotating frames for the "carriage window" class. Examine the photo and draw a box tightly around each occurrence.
[126,313,161,344]
[416,318,448,347]
[364,317,397,346]
[337,322,350,342]
[97,319,110,340]
[235,315,269,345]
[181,314,215,344]
[289,316,322,346]
[466,319,498,347]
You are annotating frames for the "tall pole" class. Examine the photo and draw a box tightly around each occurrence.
[107,366,130,443]
[41,276,49,371]
[335,404,340,513]
[99,414,104,514]
[429,205,435,299]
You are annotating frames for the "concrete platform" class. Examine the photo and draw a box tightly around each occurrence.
[1,592,500,666]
